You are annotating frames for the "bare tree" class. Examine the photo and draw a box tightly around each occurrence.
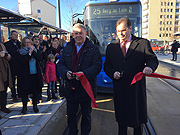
[61,0,83,32]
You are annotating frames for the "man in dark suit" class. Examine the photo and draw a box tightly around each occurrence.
[57,23,102,135]
[4,30,21,102]
[171,40,180,61]
[104,17,159,135]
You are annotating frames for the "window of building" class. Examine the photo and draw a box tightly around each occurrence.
[168,2,170,6]
[159,34,161,37]
[170,21,172,24]
[170,27,172,31]
[37,9,41,13]
[166,34,168,37]
[171,2,173,6]
[163,28,165,30]
[163,34,165,37]
[160,15,163,18]
[169,34,171,37]
[176,9,179,13]
[166,28,168,31]
[171,9,173,12]
[175,15,179,19]
[165,2,166,6]
[176,3,179,7]
[164,9,166,12]
[38,17,41,21]
[167,9,169,12]
[175,21,179,25]
[170,15,172,18]
[160,27,162,31]
[167,15,169,18]
[161,9,163,12]
[167,21,169,25]
[164,15,166,18]
[161,2,163,6]
[160,21,162,25]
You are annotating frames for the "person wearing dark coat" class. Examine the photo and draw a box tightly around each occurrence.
[17,37,43,115]
[57,23,102,135]
[104,17,159,135]
[4,30,21,102]
[171,40,180,61]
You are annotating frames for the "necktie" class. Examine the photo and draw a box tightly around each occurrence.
[121,41,126,56]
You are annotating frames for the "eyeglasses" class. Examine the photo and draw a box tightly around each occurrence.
[25,42,31,44]
[116,28,128,34]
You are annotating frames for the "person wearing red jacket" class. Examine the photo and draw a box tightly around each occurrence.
[45,54,58,101]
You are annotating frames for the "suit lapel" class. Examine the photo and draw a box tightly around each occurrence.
[125,35,139,58]
[113,39,125,58]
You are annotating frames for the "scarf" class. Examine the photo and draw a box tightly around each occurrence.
[70,43,84,90]
[18,46,37,55]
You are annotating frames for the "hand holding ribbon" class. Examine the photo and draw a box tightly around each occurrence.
[73,72,98,108]
[131,72,180,85]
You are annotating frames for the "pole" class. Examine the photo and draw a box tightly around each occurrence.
[57,0,61,28]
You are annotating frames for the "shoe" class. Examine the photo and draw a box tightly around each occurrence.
[33,105,39,113]
[21,107,27,115]
[60,97,64,100]
[39,99,43,103]
[1,107,11,113]
[0,115,2,119]
[13,97,18,102]
[47,95,51,101]
[52,94,58,99]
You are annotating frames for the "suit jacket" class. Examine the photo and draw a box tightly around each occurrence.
[57,38,102,102]
[104,34,159,127]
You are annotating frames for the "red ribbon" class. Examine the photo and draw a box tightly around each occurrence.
[73,72,98,108]
[131,72,180,85]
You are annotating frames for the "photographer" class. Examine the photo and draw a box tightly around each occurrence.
[0,43,13,114]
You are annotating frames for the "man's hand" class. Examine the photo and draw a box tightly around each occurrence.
[67,71,75,80]
[75,71,83,80]
[114,71,121,80]
[6,54,11,60]
[143,67,153,75]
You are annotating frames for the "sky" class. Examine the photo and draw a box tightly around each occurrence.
[0,0,89,31]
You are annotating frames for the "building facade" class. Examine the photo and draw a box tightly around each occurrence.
[142,0,180,43]
[19,0,56,26]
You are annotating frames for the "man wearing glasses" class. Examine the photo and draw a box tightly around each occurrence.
[104,17,159,135]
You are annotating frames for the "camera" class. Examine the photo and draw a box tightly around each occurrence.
[4,51,8,57]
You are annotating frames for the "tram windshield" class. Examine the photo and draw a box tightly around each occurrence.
[84,3,141,55]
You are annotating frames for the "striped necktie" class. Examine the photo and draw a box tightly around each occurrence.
[121,41,127,56]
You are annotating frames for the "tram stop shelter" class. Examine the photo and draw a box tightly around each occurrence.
[0,6,68,43]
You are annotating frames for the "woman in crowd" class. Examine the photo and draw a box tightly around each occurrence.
[0,43,12,115]
[18,37,43,115]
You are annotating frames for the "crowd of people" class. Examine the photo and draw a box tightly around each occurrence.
[0,28,67,117]
[0,18,160,135]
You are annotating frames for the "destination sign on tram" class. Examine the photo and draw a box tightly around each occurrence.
[87,4,140,18]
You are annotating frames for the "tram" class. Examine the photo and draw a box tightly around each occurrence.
[83,0,142,92]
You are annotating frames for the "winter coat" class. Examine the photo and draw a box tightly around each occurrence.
[104,35,159,127]
[17,50,43,96]
[4,39,21,75]
[0,43,13,92]
[57,38,102,102]
[45,61,57,84]
[171,42,180,52]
